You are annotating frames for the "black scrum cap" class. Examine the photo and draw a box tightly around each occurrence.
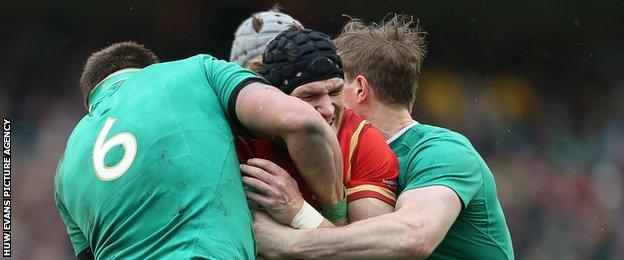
[262,28,343,94]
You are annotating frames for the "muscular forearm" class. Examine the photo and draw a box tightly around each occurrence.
[318,198,392,226]
[236,83,344,206]
[255,187,460,259]
[288,211,427,259]
[282,187,461,259]
[283,123,344,206]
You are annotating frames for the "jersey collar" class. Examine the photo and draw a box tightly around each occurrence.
[386,121,419,145]
[88,68,141,113]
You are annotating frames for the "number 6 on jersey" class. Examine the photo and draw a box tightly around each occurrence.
[93,118,137,181]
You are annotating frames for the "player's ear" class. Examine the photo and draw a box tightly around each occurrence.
[355,75,371,104]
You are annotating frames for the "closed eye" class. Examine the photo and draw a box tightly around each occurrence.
[297,93,319,100]
[329,84,344,96]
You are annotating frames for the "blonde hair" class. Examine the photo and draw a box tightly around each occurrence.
[334,14,427,111]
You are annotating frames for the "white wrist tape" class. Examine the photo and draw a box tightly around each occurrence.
[290,201,324,229]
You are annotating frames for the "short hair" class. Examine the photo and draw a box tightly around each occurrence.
[334,15,427,111]
[79,41,159,107]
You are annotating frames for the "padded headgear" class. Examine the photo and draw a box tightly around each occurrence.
[230,11,303,67]
[262,29,343,94]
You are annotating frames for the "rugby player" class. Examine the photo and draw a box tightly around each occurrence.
[236,28,399,227]
[230,8,302,73]
[54,42,344,259]
[252,15,515,259]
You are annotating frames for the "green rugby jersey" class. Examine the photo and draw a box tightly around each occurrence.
[54,54,265,259]
[389,123,514,259]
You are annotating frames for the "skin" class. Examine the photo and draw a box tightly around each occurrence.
[343,75,415,139]
[240,77,394,227]
[251,75,464,259]
[253,186,460,259]
[289,77,345,134]
[244,56,263,74]
[235,82,344,207]
[74,75,347,258]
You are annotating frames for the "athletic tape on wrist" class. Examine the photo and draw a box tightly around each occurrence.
[290,201,324,229]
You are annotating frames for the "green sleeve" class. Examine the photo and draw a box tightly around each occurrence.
[54,183,90,255]
[199,55,268,119]
[403,134,482,209]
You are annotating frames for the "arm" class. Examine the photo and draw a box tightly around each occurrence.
[241,158,346,226]
[235,83,344,206]
[347,198,394,222]
[54,161,90,258]
[240,155,394,226]
[201,55,344,207]
[54,183,90,257]
[253,185,461,259]
[345,125,399,222]
[254,135,482,258]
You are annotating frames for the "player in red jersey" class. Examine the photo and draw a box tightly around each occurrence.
[236,28,399,227]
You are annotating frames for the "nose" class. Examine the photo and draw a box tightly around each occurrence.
[313,95,335,121]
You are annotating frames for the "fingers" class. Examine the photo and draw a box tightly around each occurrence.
[242,176,273,195]
[252,210,271,221]
[246,190,271,208]
[247,158,289,176]
[240,164,274,184]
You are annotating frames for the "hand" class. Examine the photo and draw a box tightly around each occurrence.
[240,158,305,225]
[252,211,297,259]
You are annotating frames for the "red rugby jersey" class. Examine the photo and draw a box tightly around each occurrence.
[236,109,399,210]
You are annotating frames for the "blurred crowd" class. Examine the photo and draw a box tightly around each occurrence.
[416,69,624,259]
[2,1,623,259]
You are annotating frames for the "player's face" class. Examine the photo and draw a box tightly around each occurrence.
[291,77,345,133]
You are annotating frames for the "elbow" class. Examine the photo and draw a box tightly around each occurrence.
[282,111,327,137]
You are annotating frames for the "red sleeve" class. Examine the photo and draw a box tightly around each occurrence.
[235,136,253,163]
[346,126,399,206]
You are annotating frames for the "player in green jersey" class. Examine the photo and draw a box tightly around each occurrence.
[54,42,344,259]
[252,15,514,259]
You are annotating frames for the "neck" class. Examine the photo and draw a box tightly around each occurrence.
[365,103,415,140]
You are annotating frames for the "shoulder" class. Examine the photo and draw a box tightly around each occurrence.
[397,125,486,206]
[357,123,392,155]
[150,54,218,70]
[420,126,475,158]
[394,124,474,156]
[398,124,482,176]
[189,53,217,62]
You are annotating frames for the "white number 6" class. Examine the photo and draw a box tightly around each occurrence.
[93,118,137,181]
